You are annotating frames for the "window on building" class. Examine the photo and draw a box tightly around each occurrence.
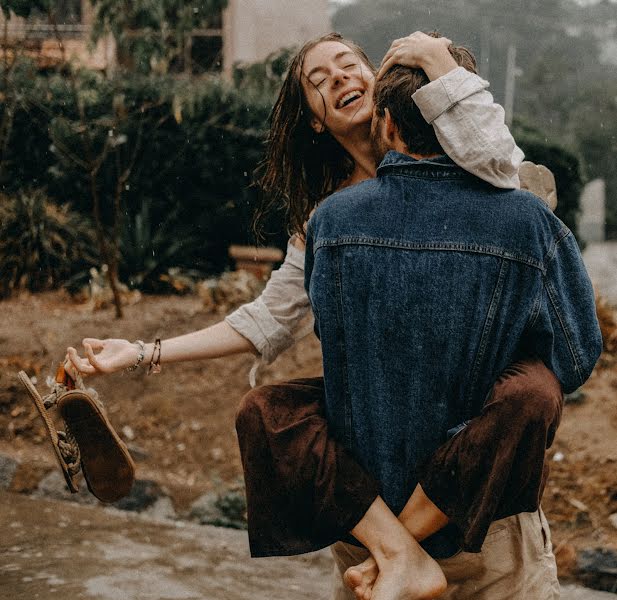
[190,33,223,74]
[25,0,83,40]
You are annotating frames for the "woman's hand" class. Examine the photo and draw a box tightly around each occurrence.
[66,338,142,376]
[377,32,456,81]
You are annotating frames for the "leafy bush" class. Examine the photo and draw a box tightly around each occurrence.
[0,60,290,292]
[0,189,97,297]
[120,198,204,292]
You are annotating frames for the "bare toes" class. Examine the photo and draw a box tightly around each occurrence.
[344,567,364,590]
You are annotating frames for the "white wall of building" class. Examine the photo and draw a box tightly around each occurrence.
[223,0,331,75]
[578,178,606,244]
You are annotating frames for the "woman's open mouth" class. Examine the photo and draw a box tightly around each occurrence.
[336,90,365,109]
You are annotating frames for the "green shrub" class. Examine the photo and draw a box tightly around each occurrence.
[0,189,97,297]
[120,198,205,292]
[0,66,288,285]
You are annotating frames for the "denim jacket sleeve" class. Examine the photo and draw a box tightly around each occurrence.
[412,67,524,190]
[528,230,602,393]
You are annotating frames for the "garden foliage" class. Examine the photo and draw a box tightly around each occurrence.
[0,189,97,297]
[0,56,288,295]
[513,120,584,242]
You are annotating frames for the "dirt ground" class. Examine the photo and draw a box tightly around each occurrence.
[1,491,612,600]
[1,289,616,585]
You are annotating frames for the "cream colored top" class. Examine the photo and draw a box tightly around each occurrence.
[226,68,527,364]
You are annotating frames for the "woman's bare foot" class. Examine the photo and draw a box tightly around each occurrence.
[344,556,378,600]
[344,547,446,600]
[348,497,447,600]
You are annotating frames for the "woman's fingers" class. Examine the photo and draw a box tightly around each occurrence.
[84,342,109,373]
[378,32,454,79]
[377,51,403,80]
[379,47,396,68]
[82,337,105,351]
[67,346,97,375]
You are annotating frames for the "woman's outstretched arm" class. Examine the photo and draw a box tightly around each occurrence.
[67,236,310,376]
[67,319,256,376]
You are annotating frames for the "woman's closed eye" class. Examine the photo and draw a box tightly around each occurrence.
[310,63,359,87]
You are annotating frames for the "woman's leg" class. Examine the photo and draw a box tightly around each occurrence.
[236,379,446,598]
[236,360,562,595]
[348,497,446,600]
[414,359,563,547]
[235,377,380,557]
[345,359,563,596]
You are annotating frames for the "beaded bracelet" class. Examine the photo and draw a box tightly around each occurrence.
[126,340,145,372]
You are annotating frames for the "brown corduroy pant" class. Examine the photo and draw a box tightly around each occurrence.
[235,359,563,558]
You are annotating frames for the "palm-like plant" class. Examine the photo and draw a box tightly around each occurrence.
[0,189,97,297]
[120,199,204,293]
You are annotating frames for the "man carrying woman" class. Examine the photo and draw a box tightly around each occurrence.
[65,31,601,599]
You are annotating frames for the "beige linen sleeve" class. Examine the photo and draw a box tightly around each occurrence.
[412,66,524,189]
[225,237,312,364]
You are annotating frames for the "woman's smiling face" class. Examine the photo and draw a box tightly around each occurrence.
[301,40,375,139]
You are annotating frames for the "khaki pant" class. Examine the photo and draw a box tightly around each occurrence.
[331,509,560,600]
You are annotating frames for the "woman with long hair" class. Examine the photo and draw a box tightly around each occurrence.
[67,32,562,600]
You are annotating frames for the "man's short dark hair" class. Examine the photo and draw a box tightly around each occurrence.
[373,35,478,156]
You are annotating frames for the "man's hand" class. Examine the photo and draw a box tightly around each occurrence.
[377,32,457,81]
[66,338,141,375]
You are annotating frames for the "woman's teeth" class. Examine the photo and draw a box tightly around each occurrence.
[337,91,363,108]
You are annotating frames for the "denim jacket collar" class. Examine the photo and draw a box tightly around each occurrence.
[376,150,466,180]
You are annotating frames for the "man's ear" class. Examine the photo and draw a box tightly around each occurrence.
[310,116,326,134]
[384,108,398,142]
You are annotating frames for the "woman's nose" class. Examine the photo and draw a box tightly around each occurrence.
[332,69,349,86]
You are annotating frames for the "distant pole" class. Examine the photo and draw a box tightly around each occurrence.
[184,33,193,75]
[504,43,517,126]
[480,16,490,79]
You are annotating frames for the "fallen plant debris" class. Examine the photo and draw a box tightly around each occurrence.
[596,295,617,356]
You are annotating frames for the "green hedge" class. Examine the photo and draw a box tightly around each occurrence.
[0,60,287,293]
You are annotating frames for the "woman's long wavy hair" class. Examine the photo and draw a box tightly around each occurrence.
[253,33,376,239]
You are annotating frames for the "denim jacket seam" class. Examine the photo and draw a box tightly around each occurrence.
[464,258,508,417]
[314,238,544,271]
[334,247,353,448]
[540,228,583,386]
[544,273,583,388]
[543,226,571,267]
[526,277,544,332]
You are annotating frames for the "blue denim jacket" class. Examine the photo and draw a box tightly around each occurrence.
[305,151,602,557]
